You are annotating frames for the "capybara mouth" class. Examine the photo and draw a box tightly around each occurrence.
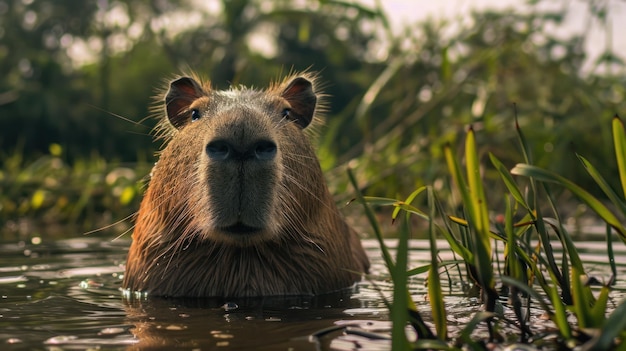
[221,222,263,235]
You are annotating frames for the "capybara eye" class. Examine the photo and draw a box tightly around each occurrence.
[281,108,291,118]
[191,109,201,122]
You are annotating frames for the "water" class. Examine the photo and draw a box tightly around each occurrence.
[1,237,625,350]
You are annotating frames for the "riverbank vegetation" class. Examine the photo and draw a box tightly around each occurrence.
[2,0,625,237]
[352,114,626,349]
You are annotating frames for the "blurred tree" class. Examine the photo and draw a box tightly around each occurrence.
[0,0,384,162]
[324,7,626,202]
[2,0,626,231]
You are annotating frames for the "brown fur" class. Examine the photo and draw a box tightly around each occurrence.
[123,72,369,297]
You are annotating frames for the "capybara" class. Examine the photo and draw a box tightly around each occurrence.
[122,72,369,297]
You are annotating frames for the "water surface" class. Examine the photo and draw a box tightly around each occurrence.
[1,237,624,350]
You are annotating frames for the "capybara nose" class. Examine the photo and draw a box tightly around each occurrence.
[206,140,277,161]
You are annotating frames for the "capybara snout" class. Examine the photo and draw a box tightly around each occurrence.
[196,106,287,244]
[205,139,277,161]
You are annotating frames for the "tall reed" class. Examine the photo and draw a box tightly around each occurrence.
[351,114,626,349]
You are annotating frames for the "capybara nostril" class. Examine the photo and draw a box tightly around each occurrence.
[253,140,277,161]
[205,140,232,161]
[205,140,276,161]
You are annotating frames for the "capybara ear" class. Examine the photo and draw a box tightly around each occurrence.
[280,77,317,129]
[165,77,206,129]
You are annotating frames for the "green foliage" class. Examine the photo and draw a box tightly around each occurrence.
[3,0,626,232]
[0,0,382,163]
[1,0,624,180]
[426,187,447,340]
[444,128,496,305]
[0,143,148,238]
[356,116,626,348]
[328,7,626,204]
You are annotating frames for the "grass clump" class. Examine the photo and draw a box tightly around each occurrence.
[0,143,149,240]
[350,113,626,350]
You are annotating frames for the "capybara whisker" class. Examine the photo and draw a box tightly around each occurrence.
[123,72,369,297]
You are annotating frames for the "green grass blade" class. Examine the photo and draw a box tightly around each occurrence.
[391,186,427,220]
[362,195,429,221]
[571,266,592,329]
[504,195,522,281]
[542,217,585,276]
[500,276,553,315]
[362,196,403,206]
[529,190,565,299]
[444,143,472,215]
[612,115,626,200]
[514,103,533,165]
[607,224,617,280]
[436,226,474,262]
[577,154,626,216]
[465,127,491,253]
[457,312,496,347]
[548,283,572,339]
[443,144,476,263]
[590,285,610,325]
[407,260,465,276]
[489,152,532,213]
[541,185,584,306]
[585,298,626,351]
[347,168,395,271]
[350,168,412,349]
[464,127,495,296]
[444,139,485,248]
[427,187,447,339]
[390,213,411,350]
[407,306,437,340]
[511,163,626,243]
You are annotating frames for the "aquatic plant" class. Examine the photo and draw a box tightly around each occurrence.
[350,114,626,349]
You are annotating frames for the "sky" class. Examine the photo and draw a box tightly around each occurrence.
[367,0,626,73]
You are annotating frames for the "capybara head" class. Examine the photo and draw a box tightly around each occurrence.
[123,73,369,297]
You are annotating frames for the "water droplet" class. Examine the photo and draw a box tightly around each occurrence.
[213,333,234,339]
[222,302,238,311]
[99,327,125,335]
[165,324,186,331]
[44,335,78,344]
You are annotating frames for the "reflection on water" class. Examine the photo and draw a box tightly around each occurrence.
[0,238,395,350]
[0,238,624,350]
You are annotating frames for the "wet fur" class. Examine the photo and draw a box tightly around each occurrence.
[123,72,369,297]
